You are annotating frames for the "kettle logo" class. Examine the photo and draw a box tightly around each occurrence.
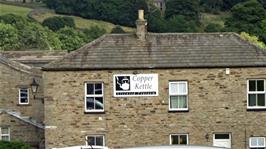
[115,76,130,91]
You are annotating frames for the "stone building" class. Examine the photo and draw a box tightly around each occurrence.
[42,12,266,149]
[0,51,66,148]
[0,55,44,148]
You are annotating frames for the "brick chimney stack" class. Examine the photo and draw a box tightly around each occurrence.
[136,10,147,41]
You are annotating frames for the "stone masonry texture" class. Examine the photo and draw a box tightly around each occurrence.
[44,67,266,149]
[0,60,44,148]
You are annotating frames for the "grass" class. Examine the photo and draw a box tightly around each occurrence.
[31,11,135,33]
[0,3,134,33]
[200,12,231,27]
[0,3,32,17]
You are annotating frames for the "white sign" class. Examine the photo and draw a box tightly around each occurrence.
[113,74,158,97]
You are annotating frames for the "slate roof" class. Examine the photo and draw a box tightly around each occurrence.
[0,54,41,76]
[43,32,266,71]
[0,50,67,67]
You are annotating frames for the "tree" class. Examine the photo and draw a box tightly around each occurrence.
[165,0,200,21]
[240,32,266,49]
[200,0,223,12]
[57,27,85,51]
[225,0,266,38]
[204,23,223,32]
[258,0,266,8]
[44,0,149,27]
[42,16,75,31]
[147,8,167,32]
[111,26,125,33]
[0,23,19,51]
[222,0,244,10]
[165,15,199,32]
[83,26,106,41]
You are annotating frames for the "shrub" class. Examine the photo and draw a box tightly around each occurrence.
[111,26,125,33]
[0,23,20,51]
[42,16,75,31]
[204,23,223,32]
[0,141,31,149]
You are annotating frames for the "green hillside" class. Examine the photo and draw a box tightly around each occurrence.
[0,4,32,16]
[0,3,134,33]
[30,10,134,33]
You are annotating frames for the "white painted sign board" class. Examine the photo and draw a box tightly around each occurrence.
[113,74,158,97]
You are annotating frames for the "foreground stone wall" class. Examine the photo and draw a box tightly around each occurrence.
[44,67,266,149]
[0,63,44,123]
[0,62,44,148]
[0,112,44,148]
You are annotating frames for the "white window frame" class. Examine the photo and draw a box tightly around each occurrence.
[169,81,188,111]
[86,135,105,146]
[19,88,29,105]
[169,134,189,145]
[84,82,104,112]
[0,127,10,141]
[247,79,266,109]
[249,137,266,148]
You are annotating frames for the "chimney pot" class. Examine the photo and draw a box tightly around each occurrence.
[136,10,147,41]
[138,10,144,20]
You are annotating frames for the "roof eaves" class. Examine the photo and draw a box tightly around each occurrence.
[0,110,44,129]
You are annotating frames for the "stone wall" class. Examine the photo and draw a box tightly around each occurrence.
[0,112,44,148]
[43,67,266,149]
[0,63,43,122]
[0,62,44,148]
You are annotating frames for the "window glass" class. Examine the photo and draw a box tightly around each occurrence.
[95,97,104,110]
[86,97,94,110]
[170,96,178,109]
[95,84,102,94]
[257,80,264,91]
[96,136,104,146]
[249,80,256,91]
[177,96,187,108]
[250,137,265,148]
[87,136,104,146]
[2,136,9,141]
[19,88,28,104]
[179,135,187,144]
[169,81,188,111]
[87,136,95,145]
[250,138,257,146]
[170,134,188,145]
[258,137,265,146]
[85,83,104,112]
[258,94,265,106]
[87,84,94,95]
[170,83,178,94]
[171,135,179,144]
[215,134,230,139]
[1,128,8,134]
[248,80,266,108]
[178,83,186,94]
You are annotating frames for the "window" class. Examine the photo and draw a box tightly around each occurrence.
[85,82,104,112]
[170,134,188,145]
[247,80,266,109]
[19,88,29,104]
[169,81,188,111]
[86,135,105,146]
[213,133,231,148]
[249,137,265,149]
[0,127,10,141]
